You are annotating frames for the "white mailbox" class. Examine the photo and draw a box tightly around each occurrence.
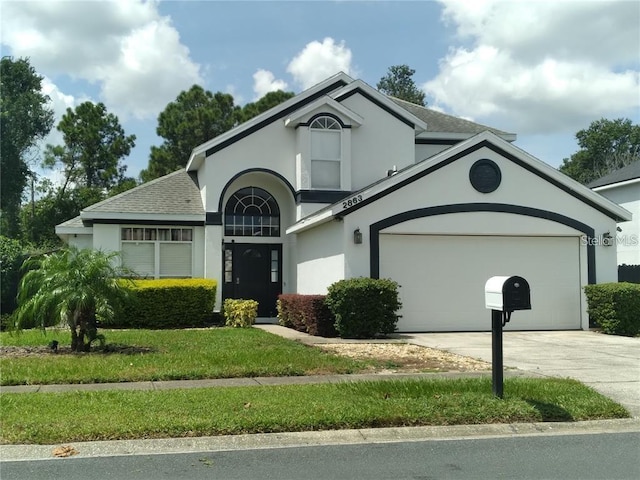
[485,276,531,312]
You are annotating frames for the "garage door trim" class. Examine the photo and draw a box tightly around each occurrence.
[369,203,595,282]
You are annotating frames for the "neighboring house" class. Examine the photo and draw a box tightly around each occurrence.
[589,161,640,266]
[57,72,631,332]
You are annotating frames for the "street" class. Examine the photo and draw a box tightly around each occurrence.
[2,432,638,480]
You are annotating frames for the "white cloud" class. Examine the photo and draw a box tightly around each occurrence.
[287,38,353,89]
[252,69,288,100]
[426,0,640,134]
[1,0,203,121]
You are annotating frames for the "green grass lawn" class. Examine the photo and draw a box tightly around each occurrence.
[1,327,630,445]
[0,328,369,385]
[0,377,628,444]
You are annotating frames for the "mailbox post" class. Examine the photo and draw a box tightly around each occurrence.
[485,276,531,398]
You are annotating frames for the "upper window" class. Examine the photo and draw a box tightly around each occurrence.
[310,115,341,189]
[224,187,280,237]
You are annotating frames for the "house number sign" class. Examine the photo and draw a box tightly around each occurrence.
[342,194,364,209]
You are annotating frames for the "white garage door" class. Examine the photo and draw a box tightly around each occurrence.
[379,235,581,332]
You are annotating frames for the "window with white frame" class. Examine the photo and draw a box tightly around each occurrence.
[121,227,193,278]
[310,116,341,189]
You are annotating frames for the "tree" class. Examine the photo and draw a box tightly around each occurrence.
[0,57,54,238]
[14,247,132,351]
[238,90,295,123]
[559,118,640,185]
[377,64,426,106]
[20,183,105,247]
[141,86,240,181]
[42,102,136,196]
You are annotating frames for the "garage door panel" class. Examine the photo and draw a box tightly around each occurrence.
[380,235,581,332]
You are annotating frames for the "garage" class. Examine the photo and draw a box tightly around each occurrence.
[379,234,582,332]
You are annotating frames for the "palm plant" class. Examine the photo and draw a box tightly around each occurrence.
[14,247,132,352]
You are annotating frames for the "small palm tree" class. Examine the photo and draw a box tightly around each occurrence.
[14,247,132,352]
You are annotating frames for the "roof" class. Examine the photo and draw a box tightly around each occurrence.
[81,169,204,221]
[389,97,516,140]
[588,160,640,189]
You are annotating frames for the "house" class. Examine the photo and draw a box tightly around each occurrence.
[589,161,639,267]
[56,72,631,332]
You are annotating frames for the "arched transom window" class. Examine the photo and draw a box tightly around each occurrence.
[224,187,280,236]
[310,115,341,189]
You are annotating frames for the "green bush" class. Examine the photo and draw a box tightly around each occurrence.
[584,282,640,336]
[325,277,401,339]
[111,279,217,329]
[277,294,337,337]
[223,299,258,328]
[0,236,28,317]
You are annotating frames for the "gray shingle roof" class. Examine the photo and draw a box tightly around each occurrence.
[83,169,204,216]
[389,97,514,137]
[588,160,640,188]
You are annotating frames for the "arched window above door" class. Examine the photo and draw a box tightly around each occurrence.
[224,187,280,236]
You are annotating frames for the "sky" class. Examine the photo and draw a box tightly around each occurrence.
[1,0,639,182]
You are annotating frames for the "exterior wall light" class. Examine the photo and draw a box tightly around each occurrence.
[353,228,363,244]
[602,232,614,247]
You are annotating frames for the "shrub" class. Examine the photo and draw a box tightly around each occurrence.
[223,299,258,328]
[277,294,337,337]
[112,278,216,329]
[584,282,640,336]
[0,236,28,317]
[325,277,401,339]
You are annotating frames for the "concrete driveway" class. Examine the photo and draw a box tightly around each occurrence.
[400,331,640,417]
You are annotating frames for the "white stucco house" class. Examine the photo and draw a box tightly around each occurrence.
[56,72,632,332]
[589,161,639,266]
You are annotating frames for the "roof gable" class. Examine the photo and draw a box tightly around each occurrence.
[288,131,631,234]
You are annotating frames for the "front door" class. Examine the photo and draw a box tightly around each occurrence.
[223,243,282,317]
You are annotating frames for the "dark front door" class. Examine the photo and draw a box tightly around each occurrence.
[223,243,282,317]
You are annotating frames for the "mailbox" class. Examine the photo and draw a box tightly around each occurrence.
[485,276,531,312]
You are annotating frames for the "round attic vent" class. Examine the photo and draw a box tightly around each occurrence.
[469,159,501,193]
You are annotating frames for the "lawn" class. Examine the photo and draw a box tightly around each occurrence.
[0,377,629,444]
[0,327,630,445]
[0,328,370,385]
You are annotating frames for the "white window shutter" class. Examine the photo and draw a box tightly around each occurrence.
[159,243,192,277]
[122,243,155,277]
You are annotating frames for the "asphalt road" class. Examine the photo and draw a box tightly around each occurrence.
[2,432,639,480]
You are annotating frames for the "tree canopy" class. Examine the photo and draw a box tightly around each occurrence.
[559,118,640,185]
[377,64,426,106]
[0,57,54,238]
[43,101,136,196]
[140,86,239,182]
[238,90,295,123]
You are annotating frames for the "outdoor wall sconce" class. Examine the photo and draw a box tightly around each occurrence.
[353,228,363,244]
[602,232,613,247]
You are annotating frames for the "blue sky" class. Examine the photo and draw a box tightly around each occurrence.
[2,0,639,182]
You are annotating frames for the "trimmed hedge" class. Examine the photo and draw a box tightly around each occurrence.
[109,279,217,329]
[326,277,401,339]
[223,299,258,328]
[584,282,640,336]
[277,294,337,337]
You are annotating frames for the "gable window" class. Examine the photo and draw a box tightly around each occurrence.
[310,116,341,189]
[121,227,192,278]
[224,187,280,236]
